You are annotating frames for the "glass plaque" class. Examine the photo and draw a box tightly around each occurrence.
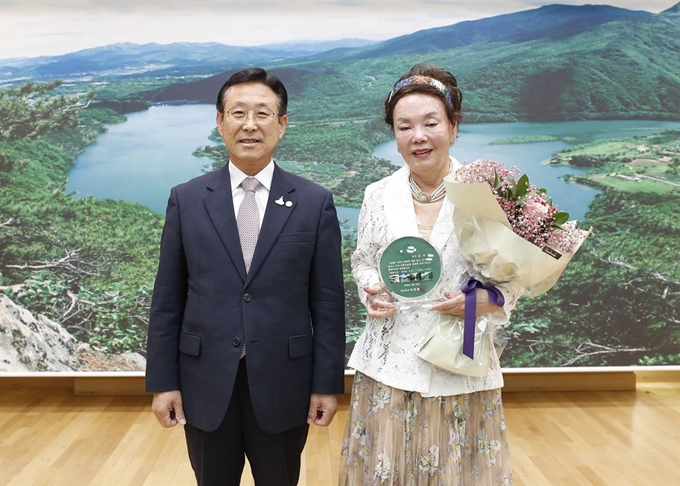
[379,236,442,299]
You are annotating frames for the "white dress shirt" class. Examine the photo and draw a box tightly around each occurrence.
[229,160,275,225]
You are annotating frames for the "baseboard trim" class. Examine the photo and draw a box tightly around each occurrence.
[74,376,147,395]
[502,371,636,392]
[1,369,676,395]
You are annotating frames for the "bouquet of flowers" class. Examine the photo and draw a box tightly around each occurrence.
[416,159,591,376]
[444,159,592,296]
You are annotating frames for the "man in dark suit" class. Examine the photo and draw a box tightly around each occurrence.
[145,67,346,486]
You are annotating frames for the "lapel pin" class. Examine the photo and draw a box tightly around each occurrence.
[285,201,293,207]
[275,196,284,205]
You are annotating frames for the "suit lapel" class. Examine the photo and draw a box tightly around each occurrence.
[430,157,462,250]
[246,164,296,283]
[203,167,248,282]
[384,166,420,239]
[383,160,459,252]
[429,199,454,250]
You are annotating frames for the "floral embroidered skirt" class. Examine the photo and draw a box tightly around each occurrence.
[339,372,512,486]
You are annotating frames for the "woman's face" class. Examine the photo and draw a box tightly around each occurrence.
[393,93,457,182]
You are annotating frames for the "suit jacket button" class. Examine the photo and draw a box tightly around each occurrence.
[232,337,241,347]
[243,293,252,302]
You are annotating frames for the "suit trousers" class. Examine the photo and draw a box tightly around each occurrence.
[184,359,310,486]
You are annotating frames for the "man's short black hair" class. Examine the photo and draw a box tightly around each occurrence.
[216,67,288,116]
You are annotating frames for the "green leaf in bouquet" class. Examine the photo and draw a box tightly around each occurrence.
[553,211,570,227]
[515,174,530,199]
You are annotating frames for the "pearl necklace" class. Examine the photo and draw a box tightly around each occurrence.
[409,176,447,203]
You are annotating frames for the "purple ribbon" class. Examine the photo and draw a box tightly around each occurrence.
[460,279,505,359]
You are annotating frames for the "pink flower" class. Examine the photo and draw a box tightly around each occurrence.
[525,197,551,219]
[452,159,579,254]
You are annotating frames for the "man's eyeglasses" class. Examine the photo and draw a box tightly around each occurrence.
[223,108,280,125]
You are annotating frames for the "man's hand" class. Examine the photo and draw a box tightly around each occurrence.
[307,393,338,427]
[151,390,186,428]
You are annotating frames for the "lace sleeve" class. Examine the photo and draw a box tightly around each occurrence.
[351,183,387,305]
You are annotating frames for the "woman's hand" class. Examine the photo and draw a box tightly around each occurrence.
[364,283,396,319]
[428,288,501,318]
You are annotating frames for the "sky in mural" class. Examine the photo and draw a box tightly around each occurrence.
[0,0,676,59]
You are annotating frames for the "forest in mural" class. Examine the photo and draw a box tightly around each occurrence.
[0,3,679,372]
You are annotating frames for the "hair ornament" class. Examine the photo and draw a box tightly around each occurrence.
[388,75,454,107]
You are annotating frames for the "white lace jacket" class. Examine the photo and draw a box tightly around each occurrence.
[348,158,520,397]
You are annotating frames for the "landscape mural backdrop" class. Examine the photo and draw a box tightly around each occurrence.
[0,1,679,373]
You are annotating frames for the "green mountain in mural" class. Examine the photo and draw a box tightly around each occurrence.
[310,4,655,59]
[146,3,680,122]
[0,39,377,79]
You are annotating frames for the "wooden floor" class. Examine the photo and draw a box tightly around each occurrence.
[1,381,679,485]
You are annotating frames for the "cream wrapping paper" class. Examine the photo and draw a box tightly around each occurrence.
[444,177,593,297]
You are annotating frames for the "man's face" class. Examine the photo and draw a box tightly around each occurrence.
[216,82,288,175]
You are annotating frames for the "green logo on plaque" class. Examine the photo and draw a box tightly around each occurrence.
[379,236,442,298]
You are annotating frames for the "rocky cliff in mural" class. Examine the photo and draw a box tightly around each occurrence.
[0,295,145,372]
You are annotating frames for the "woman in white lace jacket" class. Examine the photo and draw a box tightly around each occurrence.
[339,64,518,486]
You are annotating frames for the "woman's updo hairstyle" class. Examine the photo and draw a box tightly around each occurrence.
[384,62,462,129]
